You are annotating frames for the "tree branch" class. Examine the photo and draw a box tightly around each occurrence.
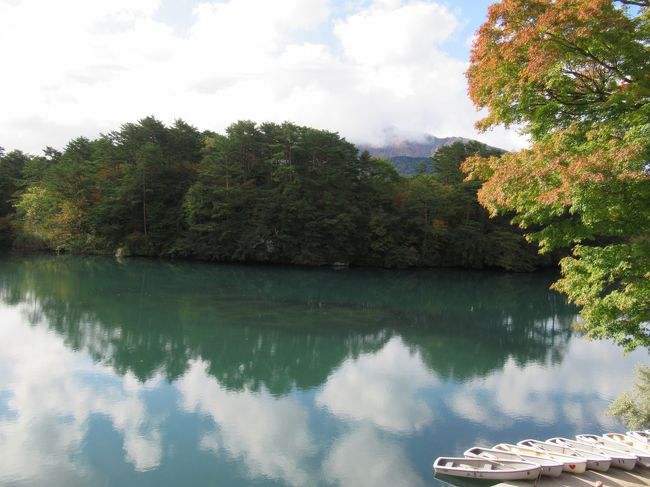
[616,0,650,7]
[545,32,634,84]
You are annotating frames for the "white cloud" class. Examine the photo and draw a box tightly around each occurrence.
[334,1,458,66]
[0,0,527,154]
[177,360,314,487]
[190,0,330,53]
[316,337,437,433]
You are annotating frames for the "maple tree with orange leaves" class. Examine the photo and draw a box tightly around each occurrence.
[464,0,650,350]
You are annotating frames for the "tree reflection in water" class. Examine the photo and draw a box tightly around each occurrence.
[0,255,576,392]
[0,255,597,487]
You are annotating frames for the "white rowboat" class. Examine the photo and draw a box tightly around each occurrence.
[577,434,650,468]
[548,437,636,471]
[494,443,586,474]
[627,430,650,443]
[433,457,541,480]
[464,446,563,477]
[603,433,650,458]
[538,438,611,472]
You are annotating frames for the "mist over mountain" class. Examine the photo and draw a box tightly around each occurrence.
[358,135,470,159]
[357,135,470,176]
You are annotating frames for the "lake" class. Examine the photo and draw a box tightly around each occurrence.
[0,255,646,487]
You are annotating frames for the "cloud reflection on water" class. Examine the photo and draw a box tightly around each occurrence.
[446,338,647,434]
[0,305,164,485]
[323,426,426,487]
[317,336,437,434]
[177,359,315,487]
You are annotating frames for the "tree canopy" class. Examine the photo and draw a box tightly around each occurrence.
[464,0,650,349]
[1,118,546,271]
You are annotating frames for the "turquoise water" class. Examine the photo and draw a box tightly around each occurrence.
[0,255,646,486]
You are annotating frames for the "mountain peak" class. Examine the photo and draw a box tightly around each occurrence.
[357,135,469,159]
[356,135,471,176]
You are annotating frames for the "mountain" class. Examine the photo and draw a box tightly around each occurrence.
[358,135,469,159]
[357,135,470,176]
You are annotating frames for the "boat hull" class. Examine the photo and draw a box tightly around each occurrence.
[577,434,650,468]
[433,466,540,481]
[609,457,638,471]
[517,440,587,474]
[602,434,650,467]
[433,457,541,481]
[548,437,623,472]
[584,458,611,472]
[535,463,564,477]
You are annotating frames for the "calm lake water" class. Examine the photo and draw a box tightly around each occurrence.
[0,255,647,487]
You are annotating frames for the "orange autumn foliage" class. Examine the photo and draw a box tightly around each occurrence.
[464,0,650,349]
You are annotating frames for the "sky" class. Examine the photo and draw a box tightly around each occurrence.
[0,0,526,155]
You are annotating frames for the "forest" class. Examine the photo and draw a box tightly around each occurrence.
[0,119,548,271]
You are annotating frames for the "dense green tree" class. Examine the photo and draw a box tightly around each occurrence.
[13,117,203,255]
[0,149,29,215]
[106,117,203,255]
[6,117,549,271]
[388,141,544,270]
[0,149,29,248]
[184,121,369,265]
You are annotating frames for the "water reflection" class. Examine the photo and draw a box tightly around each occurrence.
[447,339,641,432]
[0,306,163,487]
[178,360,314,487]
[317,337,436,434]
[0,255,643,487]
[324,426,426,487]
[0,255,575,390]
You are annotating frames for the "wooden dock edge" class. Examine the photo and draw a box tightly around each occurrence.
[496,466,650,487]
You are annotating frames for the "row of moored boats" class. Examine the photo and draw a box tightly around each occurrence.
[433,431,650,481]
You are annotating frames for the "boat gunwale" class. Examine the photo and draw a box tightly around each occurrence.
[604,432,650,452]
[627,431,650,443]
[550,437,636,459]
[506,442,587,466]
[464,447,563,467]
[542,438,613,461]
[576,434,650,463]
[518,439,586,459]
[433,456,542,480]
[434,457,537,471]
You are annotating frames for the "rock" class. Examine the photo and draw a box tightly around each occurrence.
[115,247,129,259]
